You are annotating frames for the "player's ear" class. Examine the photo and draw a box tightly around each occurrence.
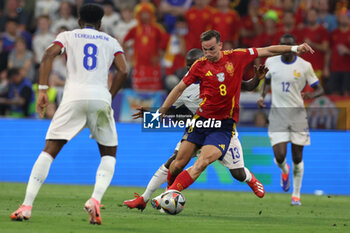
[218,41,223,50]
[78,18,83,28]
[96,20,102,31]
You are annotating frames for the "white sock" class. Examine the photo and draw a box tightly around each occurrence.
[292,161,304,199]
[91,156,116,203]
[23,152,54,206]
[274,158,289,174]
[243,167,252,182]
[142,164,168,202]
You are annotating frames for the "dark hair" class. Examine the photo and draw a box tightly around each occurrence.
[308,7,319,14]
[279,33,295,44]
[200,30,221,43]
[6,17,19,24]
[7,68,20,78]
[186,48,204,67]
[79,4,104,25]
[283,10,294,17]
[176,16,186,23]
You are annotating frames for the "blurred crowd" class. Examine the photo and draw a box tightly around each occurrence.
[0,0,349,118]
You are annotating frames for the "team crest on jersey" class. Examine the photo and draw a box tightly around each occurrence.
[293,69,301,78]
[217,73,225,82]
[225,62,234,76]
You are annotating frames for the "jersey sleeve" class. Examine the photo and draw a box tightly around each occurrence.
[305,62,319,87]
[233,48,258,68]
[53,31,67,49]
[53,32,67,54]
[113,39,124,56]
[182,62,200,86]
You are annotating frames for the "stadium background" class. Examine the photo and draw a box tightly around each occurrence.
[0,0,350,201]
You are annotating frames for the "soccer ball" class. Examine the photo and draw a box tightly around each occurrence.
[160,190,186,215]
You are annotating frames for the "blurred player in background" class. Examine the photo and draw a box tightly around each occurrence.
[257,34,324,206]
[152,30,314,205]
[124,48,268,211]
[10,4,128,225]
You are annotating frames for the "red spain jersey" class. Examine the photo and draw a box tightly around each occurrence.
[210,9,240,43]
[124,24,167,66]
[300,25,329,71]
[182,48,258,121]
[330,28,350,72]
[185,6,214,50]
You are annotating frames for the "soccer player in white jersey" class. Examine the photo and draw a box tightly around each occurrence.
[10,4,128,224]
[257,34,324,206]
[123,49,267,211]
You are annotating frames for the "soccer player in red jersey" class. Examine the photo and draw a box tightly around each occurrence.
[157,30,314,195]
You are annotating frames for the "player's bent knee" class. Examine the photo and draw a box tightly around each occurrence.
[98,143,117,157]
[274,154,286,164]
[44,139,67,158]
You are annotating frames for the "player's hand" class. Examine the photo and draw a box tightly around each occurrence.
[36,90,49,118]
[302,92,313,100]
[257,97,266,108]
[254,65,269,80]
[297,43,315,55]
[131,106,150,119]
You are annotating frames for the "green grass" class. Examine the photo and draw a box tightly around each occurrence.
[1,182,349,233]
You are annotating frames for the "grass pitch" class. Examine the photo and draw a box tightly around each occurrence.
[0,182,349,233]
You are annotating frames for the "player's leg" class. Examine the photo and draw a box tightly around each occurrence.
[123,150,177,210]
[291,143,304,206]
[167,140,197,186]
[85,144,116,225]
[289,112,309,205]
[150,145,222,210]
[10,140,67,221]
[273,142,291,192]
[229,168,265,198]
[85,100,118,224]
[142,151,177,200]
[10,101,87,221]
[221,135,264,197]
[170,145,222,191]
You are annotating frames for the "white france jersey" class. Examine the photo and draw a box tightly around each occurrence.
[53,28,123,105]
[173,83,201,114]
[265,55,319,108]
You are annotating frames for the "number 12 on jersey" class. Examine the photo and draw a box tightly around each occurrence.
[282,81,290,92]
[83,43,98,70]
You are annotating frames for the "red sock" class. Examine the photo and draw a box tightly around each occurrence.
[168,170,194,191]
[167,170,176,188]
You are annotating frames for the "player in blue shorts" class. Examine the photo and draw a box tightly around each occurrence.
[124,48,268,210]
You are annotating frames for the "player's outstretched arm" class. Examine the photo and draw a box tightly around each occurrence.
[36,43,62,118]
[110,53,128,98]
[241,65,268,91]
[160,80,187,116]
[257,43,315,58]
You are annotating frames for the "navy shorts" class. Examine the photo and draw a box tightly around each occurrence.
[182,116,235,158]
